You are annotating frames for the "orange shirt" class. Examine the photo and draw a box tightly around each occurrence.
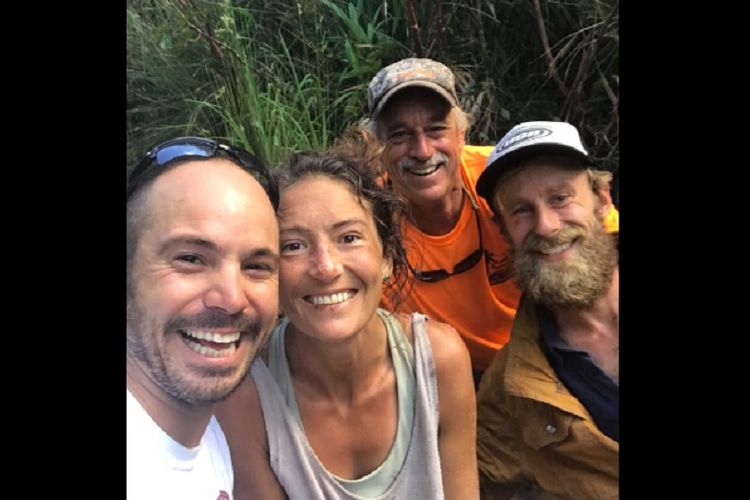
[383,146,519,371]
[382,146,619,372]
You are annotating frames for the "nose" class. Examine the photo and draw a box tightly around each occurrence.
[534,205,561,238]
[309,243,343,281]
[409,132,434,161]
[204,266,250,314]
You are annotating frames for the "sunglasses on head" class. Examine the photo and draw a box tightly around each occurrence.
[408,195,485,283]
[127,137,279,209]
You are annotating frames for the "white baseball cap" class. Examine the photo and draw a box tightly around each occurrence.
[476,121,590,203]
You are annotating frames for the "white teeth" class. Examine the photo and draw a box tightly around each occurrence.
[184,338,237,358]
[308,291,355,305]
[405,164,439,176]
[539,241,573,255]
[183,330,240,343]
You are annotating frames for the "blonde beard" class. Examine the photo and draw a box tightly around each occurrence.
[514,217,617,308]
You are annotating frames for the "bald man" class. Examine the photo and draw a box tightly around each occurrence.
[126,137,280,500]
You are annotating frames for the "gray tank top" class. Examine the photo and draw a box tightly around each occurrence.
[251,309,445,499]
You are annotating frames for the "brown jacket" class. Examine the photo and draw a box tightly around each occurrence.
[476,297,619,499]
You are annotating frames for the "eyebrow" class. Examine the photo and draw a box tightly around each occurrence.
[501,182,577,206]
[158,235,279,259]
[280,218,368,235]
[333,218,368,230]
[385,113,449,130]
[159,236,217,254]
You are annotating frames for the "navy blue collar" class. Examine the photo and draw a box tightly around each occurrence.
[534,303,619,442]
[537,304,587,356]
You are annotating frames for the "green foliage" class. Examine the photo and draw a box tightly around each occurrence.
[128,0,618,180]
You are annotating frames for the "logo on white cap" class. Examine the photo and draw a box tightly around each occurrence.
[498,127,553,153]
[475,121,592,202]
[486,121,588,168]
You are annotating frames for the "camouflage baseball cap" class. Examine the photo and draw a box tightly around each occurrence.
[367,58,459,120]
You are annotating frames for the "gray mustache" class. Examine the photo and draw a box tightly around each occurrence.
[397,151,449,170]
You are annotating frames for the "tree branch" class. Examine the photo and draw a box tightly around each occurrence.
[405,0,423,57]
[171,0,241,62]
[532,0,568,97]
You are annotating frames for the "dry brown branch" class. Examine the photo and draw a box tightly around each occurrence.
[550,34,579,73]
[532,0,568,97]
[170,0,241,62]
[598,67,618,117]
[426,0,445,57]
[473,0,488,67]
[405,0,424,57]
[565,41,594,119]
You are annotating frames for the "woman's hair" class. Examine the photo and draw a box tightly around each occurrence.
[276,126,411,310]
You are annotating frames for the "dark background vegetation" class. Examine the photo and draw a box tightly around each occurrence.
[127,0,618,196]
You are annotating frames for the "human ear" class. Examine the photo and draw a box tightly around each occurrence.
[596,188,613,220]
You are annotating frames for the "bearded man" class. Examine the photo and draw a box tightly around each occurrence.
[474,121,619,500]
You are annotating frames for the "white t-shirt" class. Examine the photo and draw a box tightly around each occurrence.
[126,390,233,500]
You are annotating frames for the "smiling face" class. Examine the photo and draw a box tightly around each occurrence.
[492,157,616,307]
[277,175,392,342]
[377,88,466,208]
[126,158,279,405]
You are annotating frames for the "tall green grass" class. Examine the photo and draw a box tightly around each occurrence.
[128,0,411,170]
[128,0,618,179]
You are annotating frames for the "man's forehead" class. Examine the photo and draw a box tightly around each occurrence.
[143,160,276,232]
[381,89,451,120]
[147,159,269,210]
[383,110,450,129]
[152,158,245,190]
[496,163,587,199]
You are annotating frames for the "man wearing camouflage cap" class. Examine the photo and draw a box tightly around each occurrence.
[367,58,521,383]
